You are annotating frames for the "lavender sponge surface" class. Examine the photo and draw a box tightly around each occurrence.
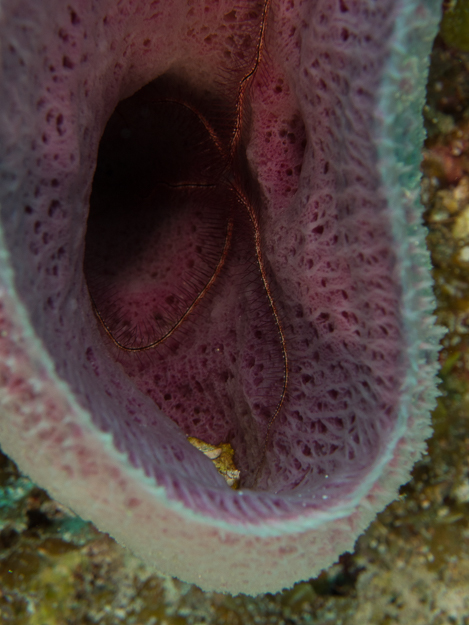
[0,0,443,594]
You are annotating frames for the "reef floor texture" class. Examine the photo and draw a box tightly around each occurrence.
[1,2,469,624]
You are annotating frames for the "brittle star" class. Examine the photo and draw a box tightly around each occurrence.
[86,0,287,486]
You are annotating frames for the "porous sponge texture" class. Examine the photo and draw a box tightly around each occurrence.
[0,0,441,544]
[74,0,407,505]
[247,0,406,496]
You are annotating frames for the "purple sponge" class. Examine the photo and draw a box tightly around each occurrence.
[0,0,443,594]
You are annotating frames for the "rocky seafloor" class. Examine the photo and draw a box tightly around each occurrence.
[1,2,469,623]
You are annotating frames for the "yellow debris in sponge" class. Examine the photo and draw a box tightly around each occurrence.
[187,437,240,489]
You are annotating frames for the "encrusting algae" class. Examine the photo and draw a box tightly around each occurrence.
[440,0,469,52]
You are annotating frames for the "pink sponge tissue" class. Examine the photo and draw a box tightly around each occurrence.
[0,0,443,594]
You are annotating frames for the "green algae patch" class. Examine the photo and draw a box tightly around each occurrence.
[441,1,469,52]
[28,551,83,625]
[0,546,42,590]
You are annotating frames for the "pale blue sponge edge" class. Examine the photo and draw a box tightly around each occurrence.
[374,0,446,481]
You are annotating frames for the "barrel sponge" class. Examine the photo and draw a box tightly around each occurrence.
[0,0,443,594]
